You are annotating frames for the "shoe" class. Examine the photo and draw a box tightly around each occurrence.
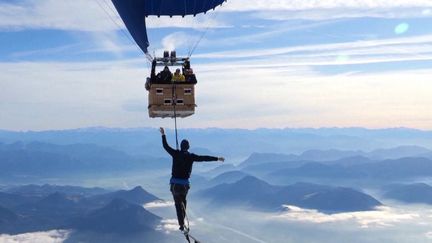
[179,225,185,231]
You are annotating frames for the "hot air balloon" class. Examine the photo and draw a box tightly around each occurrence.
[112,0,226,118]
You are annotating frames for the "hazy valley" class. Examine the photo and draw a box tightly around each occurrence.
[1,127,432,242]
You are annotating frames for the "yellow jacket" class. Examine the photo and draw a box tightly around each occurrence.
[172,73,185,82]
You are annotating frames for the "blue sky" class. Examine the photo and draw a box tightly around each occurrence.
[1,0,432,131]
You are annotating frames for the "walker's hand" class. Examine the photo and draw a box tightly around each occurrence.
[218,157,225,162]
[159,127,165,135]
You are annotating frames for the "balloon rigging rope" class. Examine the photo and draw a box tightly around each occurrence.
[100,0,119,17]
[188,0,225,58]
[94,0,146,58]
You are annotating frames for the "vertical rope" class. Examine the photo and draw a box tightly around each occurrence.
[172,83,179,150]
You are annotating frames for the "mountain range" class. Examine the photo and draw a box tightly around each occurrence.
[71,198,161,233]
[382,183,432,204]
[0,141,168,179]
[268,157,432,180]
[1,127,432,158]
[2,139,431,182]
[239,145,432,169]
[197,176,381,213]
[0,185,161,235]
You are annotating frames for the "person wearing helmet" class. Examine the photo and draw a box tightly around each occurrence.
[159,127,224,231]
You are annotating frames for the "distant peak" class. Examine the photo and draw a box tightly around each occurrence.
[236,175,269,186]
[106,198,131,209]
[131,186,144,191]
[127,186,150,196]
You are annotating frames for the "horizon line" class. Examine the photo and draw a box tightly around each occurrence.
[1,126,431,133]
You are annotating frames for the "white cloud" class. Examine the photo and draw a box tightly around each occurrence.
[253,8,432,20]
[9,44,82,59]
[221,1,432,20]
[1,57,432,130]
[0,0,227,58]
[146,15,230,29]
[157,219,180,233]
[0,59,164,131]
[157,219,196,233]
[0,0,115,31]
[224,0,432,12]
[190,64,432,129]
[198,19,341,49]
[272,205,419,228]
[0,0,228,32]
[84,31,131,58]
[194,34,432,62]
[144,200,174,209]
[423,9,432,15]
[0,230,70,243]
[1,0,430,33]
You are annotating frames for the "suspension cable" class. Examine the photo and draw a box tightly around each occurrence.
[181,202,190,232]
[172,83,179,150]
[100,0,120,17]
[188,24,211,58]
[94,0,147,59]
[188,1,225,57]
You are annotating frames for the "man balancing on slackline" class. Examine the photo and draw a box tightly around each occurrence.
[159,127,225,232]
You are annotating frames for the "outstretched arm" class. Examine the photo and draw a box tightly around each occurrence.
[160,127,175,156]
[192,154,225,163]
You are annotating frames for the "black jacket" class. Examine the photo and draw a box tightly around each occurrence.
[162,135,218,179]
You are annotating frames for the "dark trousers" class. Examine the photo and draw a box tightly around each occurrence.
[170,183,190,227]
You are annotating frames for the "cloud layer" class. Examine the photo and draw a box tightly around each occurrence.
[1,57,432,130]
[1,0,431,32]
[0,230,70,243]
[144,200,175,209]
[194,34,432,63]
[0,0,228,32]
[1,0,431,130]
[224,0,432,11]
[272,205,419,228]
